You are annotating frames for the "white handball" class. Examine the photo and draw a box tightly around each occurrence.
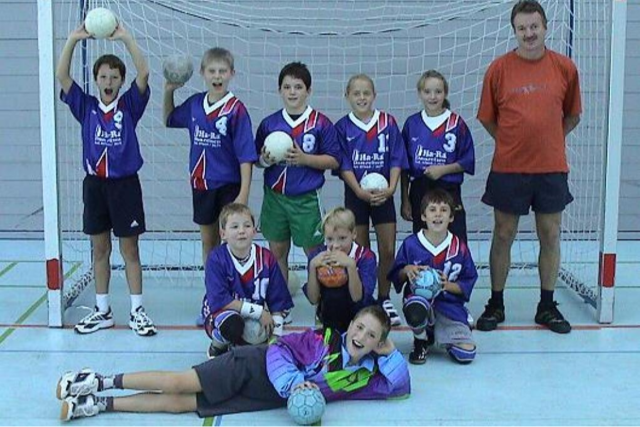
[360,172,389,191]
[242,318,269,345]
[84,8,118,39]
[163,54,194,85]
[264,131,294,163]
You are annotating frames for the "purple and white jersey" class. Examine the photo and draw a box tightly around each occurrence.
[204,243,293,316]
[167,92,258,190]
[60,81,149,178]
[336,110,408,182]
[304,242,377,306]
[402,110,475,184]
[255,107,340,196]
[388,231,477,324]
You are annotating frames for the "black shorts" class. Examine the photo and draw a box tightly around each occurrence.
[408,178,467,242]
[193,344,285,418]
[192,183,241,225]
[82,174,146,237]
[482,172,573,215]
[344,185,396,227]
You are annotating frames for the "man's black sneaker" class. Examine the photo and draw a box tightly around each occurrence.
[475,303,505,331]
[535,301,571,334]
[409,338,429,365]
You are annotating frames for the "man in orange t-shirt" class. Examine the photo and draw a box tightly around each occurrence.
[476,0,581,334]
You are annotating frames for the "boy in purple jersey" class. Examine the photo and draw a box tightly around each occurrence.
[305,208,377,332]
[256,62,341,312]
[201,203,293,358]
[56,305,409,421]
[389,189,478,365]
[57,23,156,336]
[401,70,475,242]
[164,48,257,279]
[335,74,408,326]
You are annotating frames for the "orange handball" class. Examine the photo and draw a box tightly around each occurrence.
[316,265,348,288]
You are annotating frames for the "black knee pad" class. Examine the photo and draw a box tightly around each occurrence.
[403,296,430,328]
[211,311,244,345]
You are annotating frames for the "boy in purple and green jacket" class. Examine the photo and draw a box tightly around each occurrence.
[56,305,410,421]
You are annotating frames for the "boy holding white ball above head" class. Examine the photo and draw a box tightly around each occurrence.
[305,208,377,332]
[335,74,408,326]
[255,62,341,313]
[388,189,478,365]
[202,203,293,359]
[56,17,156,336]
[163,48,258,281]
[56,305,409,421]
[400,70,475,242]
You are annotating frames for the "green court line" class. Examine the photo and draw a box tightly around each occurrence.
[202,416,215,426]
[0,262,81,346]
[0,262,18,278]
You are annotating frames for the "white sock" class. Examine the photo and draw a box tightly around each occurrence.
[130,294,143,314]
[95,294,110,313]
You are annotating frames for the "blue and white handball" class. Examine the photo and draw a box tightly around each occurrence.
[413,268,442,300]
[287,387,326,425]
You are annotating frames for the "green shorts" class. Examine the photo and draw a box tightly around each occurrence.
[260,186,324,249]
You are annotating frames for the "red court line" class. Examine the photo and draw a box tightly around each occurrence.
[2,323,640,331]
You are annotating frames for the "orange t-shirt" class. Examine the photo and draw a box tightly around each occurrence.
[477,49,582,173]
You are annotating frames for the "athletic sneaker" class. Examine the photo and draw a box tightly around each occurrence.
[74,307,115,334]
[56,369,100,400]
[475,303,505,331]
[380,298,401,326]
[282,309,293,325]
[535,301,572,334]
[409,338,429,365]
[129,306,157,336]
[60,394,104,421]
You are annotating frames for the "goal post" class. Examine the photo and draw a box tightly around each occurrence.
[40,0,624,325]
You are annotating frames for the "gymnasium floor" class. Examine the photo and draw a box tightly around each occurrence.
[1,240,639,426]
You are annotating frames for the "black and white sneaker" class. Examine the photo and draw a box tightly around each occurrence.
[129,307,157,336]
[282,309,293,325]
[74,307,115,335]
[60,394,104,421]
[380,298,401,326]
[409,338,429,365]
[56,368,100,400]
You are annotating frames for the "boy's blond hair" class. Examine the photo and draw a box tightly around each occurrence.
[201,47,235,72]
[322,207,356,234]
[218,203,254,229]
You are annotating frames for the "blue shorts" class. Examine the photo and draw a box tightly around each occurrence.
[344,185,396,227]
[482,172,573,215]
[192,183,240,226]
[82,174,145,237]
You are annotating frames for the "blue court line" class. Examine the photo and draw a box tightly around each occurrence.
[0,262,81,346]
[0,261,17,278]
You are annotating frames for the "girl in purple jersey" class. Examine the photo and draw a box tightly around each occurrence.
[55,305,409,421]
[400,70,476,242]
[335,74,408,327]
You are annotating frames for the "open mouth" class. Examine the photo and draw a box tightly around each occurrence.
[104,88,113,96]
[212,82,223,89]
[352,339,364,349]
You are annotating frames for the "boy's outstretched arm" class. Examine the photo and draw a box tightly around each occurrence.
[111,24,149,93]
[56,25,91,94]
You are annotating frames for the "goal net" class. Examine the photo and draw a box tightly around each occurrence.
[46,0,616,324]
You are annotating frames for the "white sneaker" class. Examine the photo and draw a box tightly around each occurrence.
[129,306,157,336]
[381,299,402,326]
[56,368,100,400]
[60,394,103,421]
[282,309,293,325]
[74,307,115,334]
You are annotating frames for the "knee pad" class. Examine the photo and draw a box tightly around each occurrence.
[447,344,476,364]
[402,295,430,329]
[206,310,244,345]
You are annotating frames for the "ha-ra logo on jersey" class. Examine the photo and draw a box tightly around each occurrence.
[114,110,123,130]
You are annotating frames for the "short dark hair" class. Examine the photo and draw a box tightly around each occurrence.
[419,188,456,218]
[278,61,312,90]
[93,54,126,80]
[354,305,391,342]
[511,0,547,30]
